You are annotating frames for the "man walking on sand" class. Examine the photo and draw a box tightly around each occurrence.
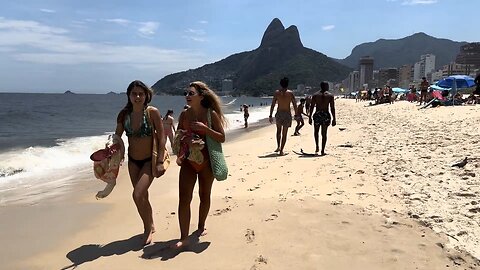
[269,77,298,156]
[308,81,336,156]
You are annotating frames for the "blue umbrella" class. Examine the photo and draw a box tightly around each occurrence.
[392,87,408,93]
[436,75,475,89]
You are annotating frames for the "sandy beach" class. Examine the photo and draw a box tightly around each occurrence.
[2,99,480,270]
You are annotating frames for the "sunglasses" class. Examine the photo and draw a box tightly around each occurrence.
[184,91,198,96]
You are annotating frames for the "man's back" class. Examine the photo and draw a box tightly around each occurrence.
[275,89,294,112]
[312,91,333,112]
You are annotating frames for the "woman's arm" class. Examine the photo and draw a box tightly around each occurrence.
[115,111,125,136]
[207,111,225,143]
[150,107,166,160]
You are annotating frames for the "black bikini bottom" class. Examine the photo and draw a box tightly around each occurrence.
[128,154,152,168]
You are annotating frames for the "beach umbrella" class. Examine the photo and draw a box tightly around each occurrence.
[436,75,475,89]
[430,84,450,91]
[392,87,408,93]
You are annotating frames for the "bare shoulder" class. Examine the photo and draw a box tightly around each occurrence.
[147,105,159,114]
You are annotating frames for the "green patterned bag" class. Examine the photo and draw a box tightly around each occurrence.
[206,109,228,181]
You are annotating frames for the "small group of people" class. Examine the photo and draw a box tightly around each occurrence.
[112,76,339,249]
[115,80,226,248]
[268,77,336,156]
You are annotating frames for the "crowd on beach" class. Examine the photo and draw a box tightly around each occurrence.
[350,73,480,108]
[95,76,337,249]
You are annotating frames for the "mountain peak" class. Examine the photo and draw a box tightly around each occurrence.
[260,18,303,49]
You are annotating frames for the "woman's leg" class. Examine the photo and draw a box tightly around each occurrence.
[175,162,197,247]
[168,132,174,150]
[129,161,154,245]
[197,164,214,235]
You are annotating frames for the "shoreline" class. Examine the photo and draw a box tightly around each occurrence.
[2,99,480,269]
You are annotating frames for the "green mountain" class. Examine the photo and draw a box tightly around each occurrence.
[339,32,468,69]
[152,18,352,96]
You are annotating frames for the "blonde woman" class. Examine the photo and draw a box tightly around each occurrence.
[115,80,166,246]
[173,81,226,249]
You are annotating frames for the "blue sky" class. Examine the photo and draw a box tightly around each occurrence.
[0,0,477,93]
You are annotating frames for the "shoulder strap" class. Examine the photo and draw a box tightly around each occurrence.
[207,108,212,128]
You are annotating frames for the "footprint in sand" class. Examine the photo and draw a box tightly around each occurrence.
[213,207,232,216]
[248,186,260,191]
[265,213,278,222]
[245,229,255,243]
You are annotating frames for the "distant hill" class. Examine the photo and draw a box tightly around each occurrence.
[338,32,468,69]
[152,18,352,96]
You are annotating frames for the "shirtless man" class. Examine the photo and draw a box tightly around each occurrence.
[308,81,336,156]
[269,77,298,156]
[419,77,429,105]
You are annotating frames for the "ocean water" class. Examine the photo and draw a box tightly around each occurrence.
[0,93,271,205]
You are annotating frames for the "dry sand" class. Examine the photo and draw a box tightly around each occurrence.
[2,99,480,270]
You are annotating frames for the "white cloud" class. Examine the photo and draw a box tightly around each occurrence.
[0,18,207,71]
[185,28,206,35]
[183,28,207,42]
[40,8,56,13]
[198,20,208,24]
[105,18,131,26]
[322,25,335,31]
[138,21,159,37]
[402,0,437,5]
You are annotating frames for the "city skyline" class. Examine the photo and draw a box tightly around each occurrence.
[1,0,478,93]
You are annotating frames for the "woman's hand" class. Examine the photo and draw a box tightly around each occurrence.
[191,121,208,132]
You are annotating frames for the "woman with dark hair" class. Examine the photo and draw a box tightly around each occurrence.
[115,80,166,246]
[163,109,175,150]
[173,81,226,249]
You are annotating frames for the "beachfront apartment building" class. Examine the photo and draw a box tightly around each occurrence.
[456,42,480,68]
[348,71,360,92]
[413,54,436,82]
[359,56,374,87]
[399,65,413,89]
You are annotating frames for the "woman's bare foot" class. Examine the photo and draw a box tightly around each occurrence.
[274,148,280,152]
[171,239,189,250]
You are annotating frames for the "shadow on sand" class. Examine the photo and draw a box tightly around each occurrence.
[258,152,290,158]
[141,231,210,261]
[61,234,144,270]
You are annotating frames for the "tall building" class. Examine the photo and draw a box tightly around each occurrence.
[456,42,480,68]
[399,65,413,88]
[440,63,473,77]
[422,54,436,79]
[413,61,423,82]
[348,71,360,93]
[359,56,374,87]
[413,54,436,82]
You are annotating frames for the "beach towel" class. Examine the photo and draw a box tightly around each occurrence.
[90,134,125,199]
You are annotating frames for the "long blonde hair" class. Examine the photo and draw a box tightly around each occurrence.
[189,81,227,127]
